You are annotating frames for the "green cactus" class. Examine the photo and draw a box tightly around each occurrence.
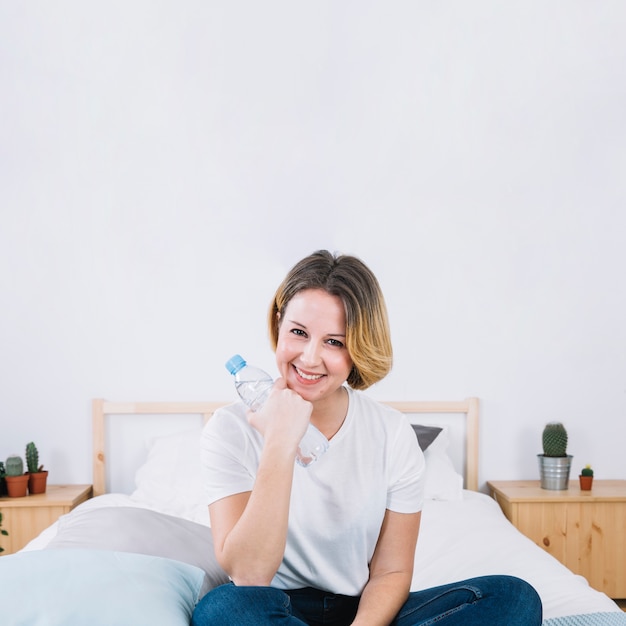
[542,422,568,457]
[0,511,8,553]
[5,455,24,477]
[581,465,593,477]
[26,441,43,473]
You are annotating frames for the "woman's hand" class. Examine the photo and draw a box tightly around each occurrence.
[211,378,313,586]
[351,510,421,626]
[248,377,312,456]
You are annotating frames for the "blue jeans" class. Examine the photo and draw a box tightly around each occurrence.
[192,575,542,625]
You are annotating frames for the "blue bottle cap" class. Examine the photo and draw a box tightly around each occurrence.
[225,354,246,375]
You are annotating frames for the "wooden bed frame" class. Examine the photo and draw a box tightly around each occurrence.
[92,398,480,497]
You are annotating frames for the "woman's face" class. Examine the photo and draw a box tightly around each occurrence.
[275,288,353,404]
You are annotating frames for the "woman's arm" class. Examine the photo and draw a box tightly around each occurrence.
[352,510,421,626]
[209,378,312,586]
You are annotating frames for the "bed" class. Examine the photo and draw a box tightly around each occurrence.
[0,397,624,626]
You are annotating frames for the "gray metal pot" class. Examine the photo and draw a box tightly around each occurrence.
[537,454,573,490]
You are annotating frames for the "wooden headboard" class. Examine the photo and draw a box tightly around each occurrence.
[92,397,479,497]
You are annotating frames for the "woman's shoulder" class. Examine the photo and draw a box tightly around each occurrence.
[202,401,252,438]
[347,388,401,415]
[346,388,411,430]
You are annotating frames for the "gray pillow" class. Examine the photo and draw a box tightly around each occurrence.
[411,424,443,451]
[46,506,229,597]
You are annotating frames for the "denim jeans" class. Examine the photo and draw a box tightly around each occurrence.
[191,575,542,626]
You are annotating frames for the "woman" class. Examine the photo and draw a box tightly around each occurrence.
[194,250,542,626]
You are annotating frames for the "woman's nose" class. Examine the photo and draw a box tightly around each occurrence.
[300,341,321,366]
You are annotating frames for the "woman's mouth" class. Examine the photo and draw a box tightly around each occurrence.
[294,366,324,381]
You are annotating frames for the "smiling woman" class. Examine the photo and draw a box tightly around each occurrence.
[194,249,542,626]
[268,250,393,391]
[274,289,353,422]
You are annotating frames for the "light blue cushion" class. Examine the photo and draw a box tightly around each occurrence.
[0,549,205,626]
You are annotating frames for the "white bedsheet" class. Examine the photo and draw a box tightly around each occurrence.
[23,490,621,621]
[413,491,620,619]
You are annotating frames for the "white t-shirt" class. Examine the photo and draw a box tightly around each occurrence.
[200,387,425,596]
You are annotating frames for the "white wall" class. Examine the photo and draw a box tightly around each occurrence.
[1,2,625,490]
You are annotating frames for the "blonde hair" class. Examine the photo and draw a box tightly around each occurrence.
[268,250,392,390]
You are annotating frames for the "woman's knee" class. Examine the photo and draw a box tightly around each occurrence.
[397,575,541,626]
[478,575,542,621]
[492,575,540,601]
[192,584,293,626]
[502,575,542,610]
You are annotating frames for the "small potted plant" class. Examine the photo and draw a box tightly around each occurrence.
[0,510,8,553]
[538,422,573,490]
[0,461,7,497]
[579,465,593,491]
[5,454,28,497]
[26,441,48,495]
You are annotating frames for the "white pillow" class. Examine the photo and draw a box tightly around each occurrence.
[132,422,464,517]
[422,427,464,501]
[131,426,209,524]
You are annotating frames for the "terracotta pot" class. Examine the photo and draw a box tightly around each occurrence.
[5,474,29,497]
[28,470,49,495]
[579,475,593,491]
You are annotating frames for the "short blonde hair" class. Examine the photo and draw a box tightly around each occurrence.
[268,250,392,390]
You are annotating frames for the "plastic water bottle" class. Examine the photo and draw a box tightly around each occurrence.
[225,354,329,467]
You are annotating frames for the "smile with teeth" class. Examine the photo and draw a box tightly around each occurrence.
[294,366,324,381]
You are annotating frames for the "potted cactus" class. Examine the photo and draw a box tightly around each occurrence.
[5,454,28,497]
[538,422,573,490]
[579,465,593,491]
[26,441,48,495]
[0,510,8,553]
[0,461,7,497]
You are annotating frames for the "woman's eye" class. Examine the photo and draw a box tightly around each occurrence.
[291,328,306,337]
[327,338,345,348]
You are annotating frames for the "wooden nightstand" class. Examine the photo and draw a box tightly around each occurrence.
[487,480,626,599]
[0,484,92,555]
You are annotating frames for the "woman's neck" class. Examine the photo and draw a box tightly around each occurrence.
[310,386,349,440]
